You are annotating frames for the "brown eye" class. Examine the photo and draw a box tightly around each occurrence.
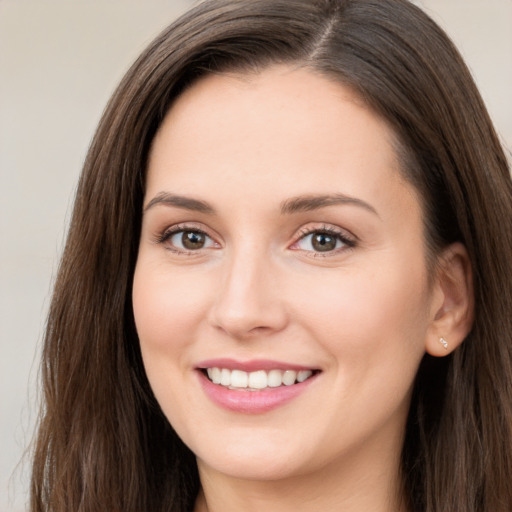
[293,228,354,254]
[311,233,337,252]
[164,229,216,252]
[181,231,206,250]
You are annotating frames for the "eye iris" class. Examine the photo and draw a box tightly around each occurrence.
[312,232,337,252]
[182,231,205,250]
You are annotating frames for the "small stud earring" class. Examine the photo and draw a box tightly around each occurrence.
[439,337,448,350]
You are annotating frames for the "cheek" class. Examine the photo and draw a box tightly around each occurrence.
[133,262,208,348]
[131,261,209,428]
[132,261,215,401]
[291,256,431,358]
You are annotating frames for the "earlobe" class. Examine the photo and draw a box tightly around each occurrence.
[425,243,474,357]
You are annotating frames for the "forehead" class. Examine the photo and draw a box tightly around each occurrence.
[146,65,418,221]
[154,66,385,150]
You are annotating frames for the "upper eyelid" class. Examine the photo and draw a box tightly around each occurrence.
[154,225,221,255]
[289,224,358,254]
[295,223,357,241]
[162,222,215,236]
[153,222,218,245]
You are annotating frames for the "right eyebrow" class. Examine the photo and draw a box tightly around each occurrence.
[143,192,215,214]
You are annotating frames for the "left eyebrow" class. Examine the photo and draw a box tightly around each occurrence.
[280,193,380,217]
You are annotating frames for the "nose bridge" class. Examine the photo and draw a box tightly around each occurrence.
[209,241,287,337]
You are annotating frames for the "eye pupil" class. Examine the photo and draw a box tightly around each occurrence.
[312,233,337,252]
[182,231,205,249]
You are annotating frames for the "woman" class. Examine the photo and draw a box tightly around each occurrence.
[31,0,512,511]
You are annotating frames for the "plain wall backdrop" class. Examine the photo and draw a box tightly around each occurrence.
[1,1,510,510]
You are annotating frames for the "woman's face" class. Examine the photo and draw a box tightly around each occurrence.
[133,66,439,483]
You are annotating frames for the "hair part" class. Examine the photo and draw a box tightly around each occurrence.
[32,1,512,511]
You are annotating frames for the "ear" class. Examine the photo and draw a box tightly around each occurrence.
[425,242,474,357]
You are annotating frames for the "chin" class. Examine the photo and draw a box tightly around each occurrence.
[198,453,306,482]
[191,430,317,481]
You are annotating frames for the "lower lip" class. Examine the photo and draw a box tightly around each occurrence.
[197,371,318,414]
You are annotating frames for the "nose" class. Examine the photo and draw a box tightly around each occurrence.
[208,248,288,339]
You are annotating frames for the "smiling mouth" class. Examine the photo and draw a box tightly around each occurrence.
[203,368,319,391]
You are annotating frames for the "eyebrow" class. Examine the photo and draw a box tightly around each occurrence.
[143,191,379,217]
[280,193,379,217]
[144,192,215,213]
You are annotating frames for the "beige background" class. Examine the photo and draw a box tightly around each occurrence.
[1,1,510,510]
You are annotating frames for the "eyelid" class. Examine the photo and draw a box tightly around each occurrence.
[289,223,357,255]
[153,222,221,253]
[151,221,356,256]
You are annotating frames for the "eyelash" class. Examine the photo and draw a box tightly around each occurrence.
[291,225,357,257]
[153,223,217,255]
[153,223,357,256]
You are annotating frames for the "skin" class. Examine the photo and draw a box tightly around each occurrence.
[132,65,472,512]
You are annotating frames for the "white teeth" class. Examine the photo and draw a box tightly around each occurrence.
[297,370,313,382]
[248,370,267,389]
[267,369,283,387]
[211,367,221,384]
[220,368,231,386]
[230,370,248,388]
[282,370,297,386]
[205,367,315,389]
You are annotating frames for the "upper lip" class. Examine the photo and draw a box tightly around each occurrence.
[196,358,319,372]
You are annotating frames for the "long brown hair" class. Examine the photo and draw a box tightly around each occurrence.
[31,1,512,511]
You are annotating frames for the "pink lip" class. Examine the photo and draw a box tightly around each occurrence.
[196,358,316,372]
[196,361,320,414]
